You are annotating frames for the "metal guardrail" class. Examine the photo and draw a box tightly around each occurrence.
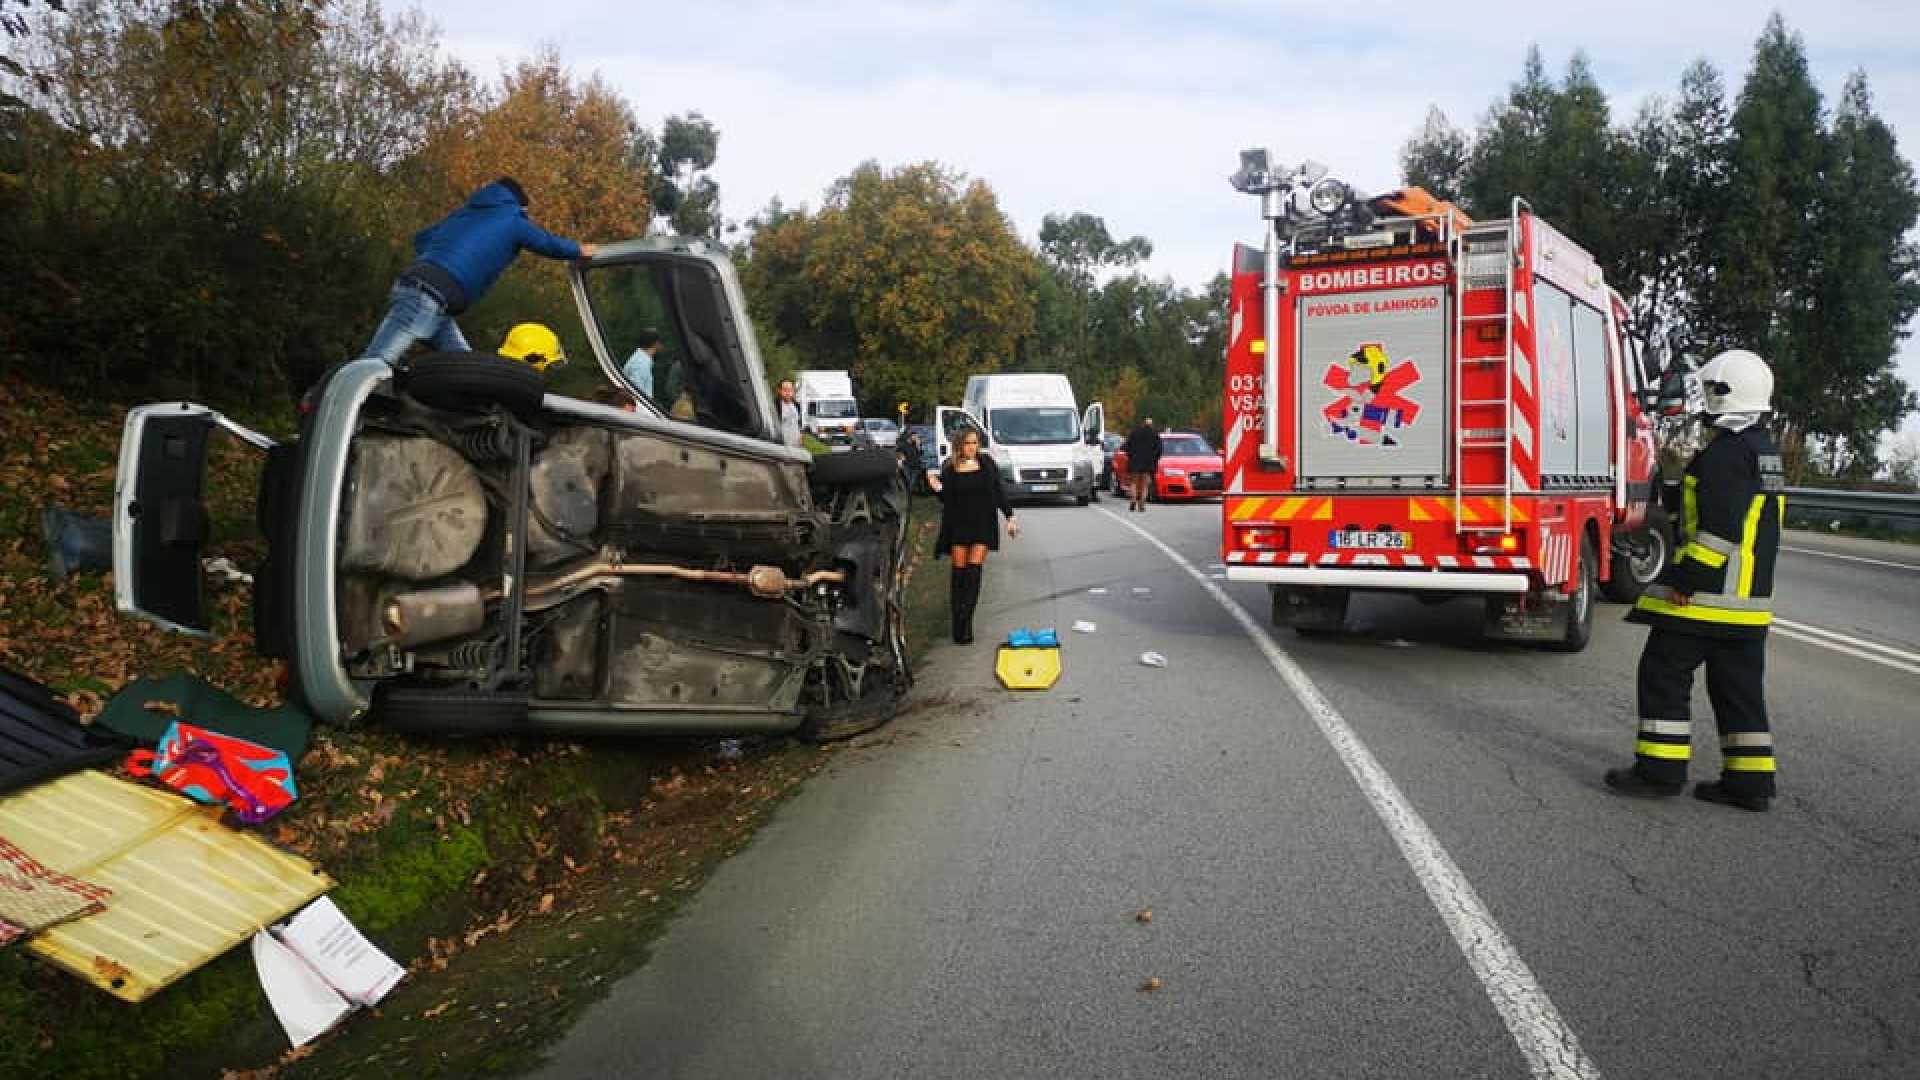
[1787,486,1920,533]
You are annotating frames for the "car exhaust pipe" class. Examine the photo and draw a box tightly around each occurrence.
[381,583,488,648]
[511,556,847,609]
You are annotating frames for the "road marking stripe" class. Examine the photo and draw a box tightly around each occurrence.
[1772,619,1920,675]
[1780,546,1920,573]
[1100,509,1600,1080]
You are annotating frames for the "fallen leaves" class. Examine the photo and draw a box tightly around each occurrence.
[1134,908,1153,924]
[422,1001,452,1019]
[1138,977,1162,994]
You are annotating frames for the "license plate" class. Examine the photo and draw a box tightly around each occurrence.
[1329,530,1410,550]
[1030,483,1059,493]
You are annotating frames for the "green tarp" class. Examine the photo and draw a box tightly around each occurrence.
[96,673,313,761]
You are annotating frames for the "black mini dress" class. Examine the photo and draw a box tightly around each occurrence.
[934,457,1014,552]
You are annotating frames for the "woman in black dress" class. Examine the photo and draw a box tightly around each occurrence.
[928,429,1020,644]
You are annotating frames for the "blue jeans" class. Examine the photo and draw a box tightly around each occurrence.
[359,280,470,366]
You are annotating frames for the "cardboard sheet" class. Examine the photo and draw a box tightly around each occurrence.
[0,769,332,1001]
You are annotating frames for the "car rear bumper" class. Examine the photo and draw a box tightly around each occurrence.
[292,359,396,722]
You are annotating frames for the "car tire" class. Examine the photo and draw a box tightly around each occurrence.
[403,352,546,418]
[373,684,528,735]
[1602,507,1669,604]
[1550,540,1597,653]
[810,446,898,487]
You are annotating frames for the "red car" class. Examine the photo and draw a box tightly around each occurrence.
[1110,431,1225,501]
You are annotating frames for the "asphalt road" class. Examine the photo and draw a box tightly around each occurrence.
[532,503,1920,1079]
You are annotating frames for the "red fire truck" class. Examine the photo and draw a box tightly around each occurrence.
[1219,153,1669,650]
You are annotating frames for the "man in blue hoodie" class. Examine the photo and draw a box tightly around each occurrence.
[360,177,598,366]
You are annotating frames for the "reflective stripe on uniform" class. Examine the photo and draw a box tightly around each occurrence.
[1737,495,1767,597]
[1724,756,1777,773]
[1681,542,1729,568]
[1635,739,1692,761]
[1722,732,1773,749]
[1635,596,1774,626]
[1639,718,1692,737]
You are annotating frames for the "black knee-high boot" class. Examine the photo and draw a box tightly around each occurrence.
[959,564,983,645]
[951,566,970,644]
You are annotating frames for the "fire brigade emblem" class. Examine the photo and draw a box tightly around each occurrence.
[1324,342,1421,446]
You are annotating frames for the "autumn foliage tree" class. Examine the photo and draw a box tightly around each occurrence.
[743,161,1035,419]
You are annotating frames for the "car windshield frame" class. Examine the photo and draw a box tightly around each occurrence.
[988,406,1081,446]
[1161,435,1216,457]
[810,400,859,419]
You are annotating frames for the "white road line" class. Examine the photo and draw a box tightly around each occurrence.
[1101,509,1600,1080]
[1781,546,1920,573]
[1773,619,1920,676]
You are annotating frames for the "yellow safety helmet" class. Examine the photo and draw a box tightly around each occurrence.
[499,323,566,372]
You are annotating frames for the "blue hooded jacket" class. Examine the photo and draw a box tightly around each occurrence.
[408,182,582,312]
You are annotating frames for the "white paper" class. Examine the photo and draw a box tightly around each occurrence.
[276,896,405,1006]
[1139,651,1168,668]
[1087,587,1108,595]
[253,930,353,1048]
[1072,621,1096,634]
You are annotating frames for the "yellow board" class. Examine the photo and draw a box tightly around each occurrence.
[996,647,1062,691]
[0,770,333,1002]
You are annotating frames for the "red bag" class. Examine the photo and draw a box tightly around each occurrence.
[127,722,296,824]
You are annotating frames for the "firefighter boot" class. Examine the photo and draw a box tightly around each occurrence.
[1604,768,1683,799]
[1694,782,1770,813]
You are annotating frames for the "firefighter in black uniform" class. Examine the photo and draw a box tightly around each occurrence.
[1605,349,1785,813]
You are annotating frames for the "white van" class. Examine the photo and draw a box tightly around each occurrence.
[795,370,859,444]
[936,374,1105,505]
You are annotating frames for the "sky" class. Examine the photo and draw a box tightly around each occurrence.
[391,0,1920,443]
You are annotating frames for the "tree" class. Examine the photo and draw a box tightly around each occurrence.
[1399,106,1469,202]
[1462,47,1558,217]
[417,49,652,369]
[2,0,474,397]
[741,161,1035,415]
[1036,211,1151,292]
[1712,14,1828,474]
[633,112,722,238]
[1800,72,1920,473]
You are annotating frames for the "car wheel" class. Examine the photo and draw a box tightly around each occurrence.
[1602,507,1668,603]
[810,446,898,486]
[1550,540,1597,653]
[373,685,528,735]
[402,352,546,418]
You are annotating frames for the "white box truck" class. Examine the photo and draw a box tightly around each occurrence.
[936,374,1105,505]
[795,370,860,444]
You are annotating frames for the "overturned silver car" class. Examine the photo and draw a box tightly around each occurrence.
[114,241,910,739]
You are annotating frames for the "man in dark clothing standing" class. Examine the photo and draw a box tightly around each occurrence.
[360,178,598,367]
[1120,417,1163,513]
[1605,349,1784,813]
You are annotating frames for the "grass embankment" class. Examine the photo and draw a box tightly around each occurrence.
[0,380,950,1079]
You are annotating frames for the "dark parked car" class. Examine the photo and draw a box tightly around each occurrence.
[1099,431,1124,491]
[115,239,910,741]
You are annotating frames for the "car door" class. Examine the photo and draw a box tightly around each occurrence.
[113,404,275,636]
[1080,402,1105,484]
[570,241,783,446]
[934,406,987,469]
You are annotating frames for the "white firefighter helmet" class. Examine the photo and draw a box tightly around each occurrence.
[1697,349,1773,415]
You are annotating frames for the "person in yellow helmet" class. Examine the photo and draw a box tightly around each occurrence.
[498,323,567,373]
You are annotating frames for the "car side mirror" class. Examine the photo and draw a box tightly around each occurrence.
[1653,366,1694,418]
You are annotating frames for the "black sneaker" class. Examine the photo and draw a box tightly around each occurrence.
[1694,781,1770,813]
[1604,767,1683,798]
